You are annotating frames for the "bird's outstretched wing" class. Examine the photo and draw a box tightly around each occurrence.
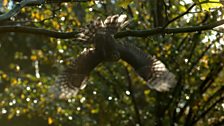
[59,48,103,89]
[117,42,154,80]
[117,42,176,92]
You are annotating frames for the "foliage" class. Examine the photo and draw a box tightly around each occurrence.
[0,0,223,126]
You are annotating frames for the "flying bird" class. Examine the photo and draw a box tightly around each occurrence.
[58,15,176,96]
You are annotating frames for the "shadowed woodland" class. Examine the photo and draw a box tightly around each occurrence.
[0,0,224,126]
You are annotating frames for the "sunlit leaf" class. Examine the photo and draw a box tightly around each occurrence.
[11,78,17,85]
[57,107,62,113]
[199,0,223,11]
[21,94,25,99]
[91,108,99,114]
[31,55,37,61]
[0,1,223,126]
[117,0,133,8]
[7,112,15,120]
[3,0,8,6]
[48,117,53,125]
[2,73,7,79]
[144,90,150,95]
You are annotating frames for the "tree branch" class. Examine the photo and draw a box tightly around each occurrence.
[0,0,44,21]
[192,95,224,125]
[124,67,142,125]
[199,86,224,115]
[45,0,91,3]
[1,19,224,39]
[162,3,196,29]
[0,25,78,38]
[114,19,224,38]
[0,0,91,22]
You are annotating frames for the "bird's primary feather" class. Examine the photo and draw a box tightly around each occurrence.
[117,42,176,92]
[59,48,102,89]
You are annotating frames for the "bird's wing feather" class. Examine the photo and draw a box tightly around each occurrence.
[117,42,176,92]
[59,48,103,89]
[117,42,154,80]
[147,60,177,92]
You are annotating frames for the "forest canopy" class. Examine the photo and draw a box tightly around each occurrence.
[0,0,224,126]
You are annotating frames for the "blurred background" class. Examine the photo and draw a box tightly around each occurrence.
[0,0,223,125]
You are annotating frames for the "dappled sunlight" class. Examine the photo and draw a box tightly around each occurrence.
[0,0,223,125]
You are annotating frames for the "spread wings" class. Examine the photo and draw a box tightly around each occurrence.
[58,14,176,94]
[59,42,176,92]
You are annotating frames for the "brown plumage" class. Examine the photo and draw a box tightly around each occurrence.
[59,48,102,89]
[116,42,176,91]
[58,14,176,94]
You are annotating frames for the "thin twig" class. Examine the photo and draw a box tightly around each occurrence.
[0,25,79,38]
[162,3,196,29]
[114,19,224,38]
[197,86,224,118]
[0,0,45,21]
[192,96,224,125]
[176,50,224,122]
[124,67,142,126]
[188,42,213,73]
[0,0,91,21]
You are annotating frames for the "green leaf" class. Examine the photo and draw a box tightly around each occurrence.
[117,0,133,8]
[199,0,223,11]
